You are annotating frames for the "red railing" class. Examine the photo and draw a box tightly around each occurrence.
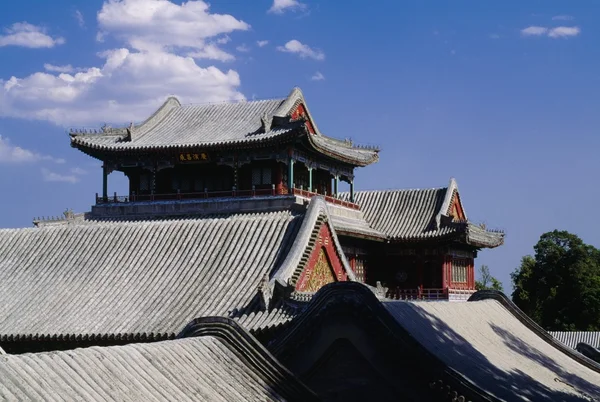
[96,188,276,205]
[386,287,447,301]
[292,188,360,210]
[95,187,361,209]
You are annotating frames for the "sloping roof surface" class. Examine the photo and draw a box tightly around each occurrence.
[338,181,504,247]
[550,332,600,349]
[340,188,453,240]
[71,99,293,150]
[0,336,300,401]
[70,87,379,166]
[0,211,302,339]
[384,299,600,401]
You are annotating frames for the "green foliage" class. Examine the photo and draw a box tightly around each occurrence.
[511,230,600,331]
[475,265,504,292]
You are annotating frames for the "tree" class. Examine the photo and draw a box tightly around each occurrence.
[475,265,504,292]
[511,230,600,331]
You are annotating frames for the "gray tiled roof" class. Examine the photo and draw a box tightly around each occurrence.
[384,299,600,400]
[338,178,504,247]
[71,98,294,150]
[0,336,308,401]
[550,332,600,349]
[0,197,351,340]
[70,87,379,166]
[344,187,450,240]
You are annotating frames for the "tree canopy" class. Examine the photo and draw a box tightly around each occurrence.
[475,265,504,292]
[511,230,600,331]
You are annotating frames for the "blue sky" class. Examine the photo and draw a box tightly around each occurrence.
[1,0,599,291]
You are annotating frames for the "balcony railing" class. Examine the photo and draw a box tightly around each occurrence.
[96,186,360,210]
[386,287,447,301]
[292,188,360,210]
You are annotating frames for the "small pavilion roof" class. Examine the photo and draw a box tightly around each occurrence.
[0,198,353,342]
[0,319,318,401]
[338,178,504,248]
[70,87,379,167]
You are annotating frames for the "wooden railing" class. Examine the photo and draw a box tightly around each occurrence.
[292,188,360,210]
[386,287,447,301]
[96,187,276,205]
[96,186,361,209]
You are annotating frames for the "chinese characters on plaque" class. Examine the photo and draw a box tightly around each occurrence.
[178,152,209,162]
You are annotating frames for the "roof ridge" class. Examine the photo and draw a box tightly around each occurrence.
[340,187,448,194]
[180,97,286,108]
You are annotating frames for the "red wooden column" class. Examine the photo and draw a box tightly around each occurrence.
[469,258,475,290]
[275,163,283,195]
[417,254,424,294]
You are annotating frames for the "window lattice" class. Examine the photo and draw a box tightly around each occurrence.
[140,175,150,191]
[452,259,468,283]
[252,167,272,186]
[353,257,366,283]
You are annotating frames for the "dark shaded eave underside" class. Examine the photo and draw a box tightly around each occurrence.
[71,128,379,168]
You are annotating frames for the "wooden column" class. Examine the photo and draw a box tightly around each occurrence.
[288,158,294,191]
[308,167,313,192]
[333,175,339,196]
[350,180,355,203]
[417,254,424,293]
[275,163,283,194]
[102,165,108,201]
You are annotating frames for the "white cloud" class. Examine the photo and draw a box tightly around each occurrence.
[521,25,581,39]
[236,44,250,52]
[277,39,325,60]
[552,15,574,21]
[41,168,79,184]
[268,0,306,14]
[489,33,500,39]
[97,0,249,52]
[187,44,235,62]
[0,136,65,164]
[548,26,581,38]
[216,35,231,44]
[75,10,85,28]
[0,22,65,48]
[310,71,324,81]
[0,0,247,126]
[71,167,87,175]
[1,49,244,125]
[44,63,75,73]
[521,26,548,36]
[257,40,269,47]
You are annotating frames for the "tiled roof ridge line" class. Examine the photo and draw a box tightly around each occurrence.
[181,96,285,107]
[177,316,320,401]
[130,96,181,140]
[16,210,293,232]
[339,186,448,195]
[267,197,356,300]
[272,87,323,136]
[468,290,600,374]
[68,97,181,137]
[268,282,493,401]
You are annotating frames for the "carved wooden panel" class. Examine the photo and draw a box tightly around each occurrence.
[448,191,466,221]
[296,223,347,292]
[300,248,336,293]
[291,104,316,134]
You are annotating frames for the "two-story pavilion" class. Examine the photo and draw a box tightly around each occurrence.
[71,87,378,204]
[67,87,503,301]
